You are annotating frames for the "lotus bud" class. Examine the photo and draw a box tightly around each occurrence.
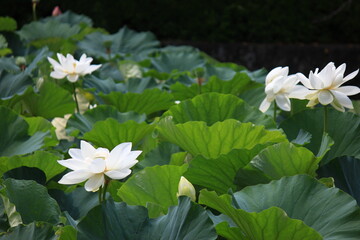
[177,176,196,201]
[15,57,26,71]
[52,6,62,16]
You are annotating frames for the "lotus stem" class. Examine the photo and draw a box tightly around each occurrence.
[73,83,80,113]
[32,0,38,21]
[323,105,328,134]
[98,186,103,204]
[273,101,277,122]
[102,178,110,201]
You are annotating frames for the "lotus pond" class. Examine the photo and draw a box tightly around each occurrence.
[0,11,360,240]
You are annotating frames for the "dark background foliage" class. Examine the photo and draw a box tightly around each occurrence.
[3,0,359,43]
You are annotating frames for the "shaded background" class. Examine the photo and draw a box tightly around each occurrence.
[2,0,360,75]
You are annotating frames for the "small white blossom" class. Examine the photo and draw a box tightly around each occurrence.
[48,53,101,83]
[58,141,141,192]
[297,62,360,111]
[259,67,308,112]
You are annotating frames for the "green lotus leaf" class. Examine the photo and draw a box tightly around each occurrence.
[118,165,187,214]
[1,179,61,224]
[23,81,75,119]
[122,77,159,93]
[0,151,64,182]
[242,68,268,83]
[149,196,217,239]
[0,222,55,240]
[23,47,51,75]
[170,72,257,101]
[49,187,98,221]
[25,116,58,147]
[318,156,360,205]
[0,193,22,228]
[0,106,49,157]
[17,20,80,43]
[184,146,266,194]
[0,58,20,73]
[280,108,360,165]
[204,63,237,81]
[100,63,126,82]
[150,50,205,73]
[199,190,322,240]
[82,118,154,149]
[42,11,93,26]
[67,105,146,135]
[0,17,17,32]
[83,75,123,94]
[56,225,77,240]
[238,85,266,108]
[0,71,32,100]
[157,118,286,159]
[100,88,174,115]
[231,175,360,239]
[78,197,216,240]
[0,35,11,57]
[163,92,275,128]
[138,142,180,168]
[250,142,321,179]
[291,129,312,146]
[77,26,160,60]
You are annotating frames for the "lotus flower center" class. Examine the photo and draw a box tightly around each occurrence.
[94,148,109,160]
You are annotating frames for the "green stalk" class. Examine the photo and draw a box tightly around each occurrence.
[73,83,80,113]
[32,1,38,21]
[273,101,277,122]
[98,186,103,204]
[323,105,328,134]
[102,178,109,201]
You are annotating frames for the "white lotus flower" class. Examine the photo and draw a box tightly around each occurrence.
[48,53,101,83]
[259,67,308,112]
[297,62,360,111]
[177,176,196,201]
[58,141,141,192]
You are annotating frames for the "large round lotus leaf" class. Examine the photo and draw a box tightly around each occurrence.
[2,178,61,224]
[67,105,145,135]
[150,50,205,73]
[170,72,256,101]
[17,20,80,42]
[280,108,360,165]
[318,156,360,205]
[23,81,75,119]
[163,92,275,128]
[0,151,64,182]
[77,197,216,240]
[199,190,322,240]
[42,10,93,26]
[118,165,187,214]
[232,175,360,239]
[83,75,123,94]
[0,222,55,240]
[185,146,266,194]
[49,187,98,220]
[0,106,49,157]
[250,142,320,179]
[100,88,175,115]
[157,118,286,159]
[77,26,160,60]
[0,71,32,100]
[82,119,154,149]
